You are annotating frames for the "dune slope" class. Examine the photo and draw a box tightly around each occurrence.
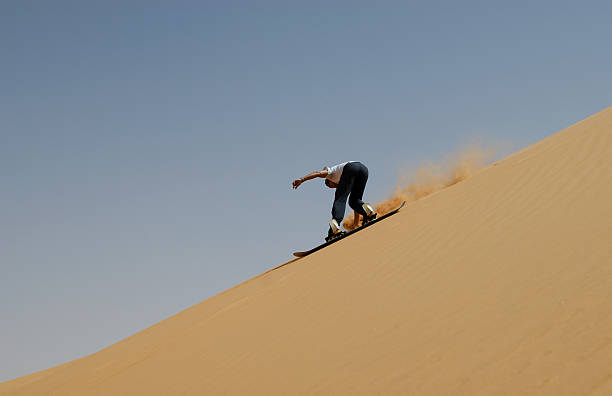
[2,106,612,395]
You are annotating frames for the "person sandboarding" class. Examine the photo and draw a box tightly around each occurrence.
[292,161,378,241]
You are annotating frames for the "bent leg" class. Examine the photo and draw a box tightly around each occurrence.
[348,164,369,216]
[332,173,354,223]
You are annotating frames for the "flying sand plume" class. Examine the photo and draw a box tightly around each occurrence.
[343,148,494,230]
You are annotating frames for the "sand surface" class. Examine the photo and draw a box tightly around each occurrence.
[2,106,612,395]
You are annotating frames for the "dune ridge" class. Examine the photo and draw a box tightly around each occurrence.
[2,106,612,395]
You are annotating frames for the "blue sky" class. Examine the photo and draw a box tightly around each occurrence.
[2,0,611,381]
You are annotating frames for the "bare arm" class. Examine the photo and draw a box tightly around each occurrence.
[292,169,328,189]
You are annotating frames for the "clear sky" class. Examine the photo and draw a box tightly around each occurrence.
[2,0,611,382]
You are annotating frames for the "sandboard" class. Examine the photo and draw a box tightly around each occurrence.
[293,201,406,257]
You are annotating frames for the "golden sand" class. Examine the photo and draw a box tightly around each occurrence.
[2,106,612,395]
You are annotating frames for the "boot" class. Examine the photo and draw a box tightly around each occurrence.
[362,203,377,224]
[326,219,343,241]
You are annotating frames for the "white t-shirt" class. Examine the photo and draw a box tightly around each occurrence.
[324,161,354,184]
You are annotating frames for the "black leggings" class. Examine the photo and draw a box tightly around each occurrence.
[332,162,369,222]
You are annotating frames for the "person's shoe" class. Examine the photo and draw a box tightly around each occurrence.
[362,203,377,224]
[325,219,343,241]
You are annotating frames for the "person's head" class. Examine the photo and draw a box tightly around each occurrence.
[325,179,338,189]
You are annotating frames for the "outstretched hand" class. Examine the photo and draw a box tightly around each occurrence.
[292,178,303,189]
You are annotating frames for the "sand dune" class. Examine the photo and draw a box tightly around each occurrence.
[2,106,612,395]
